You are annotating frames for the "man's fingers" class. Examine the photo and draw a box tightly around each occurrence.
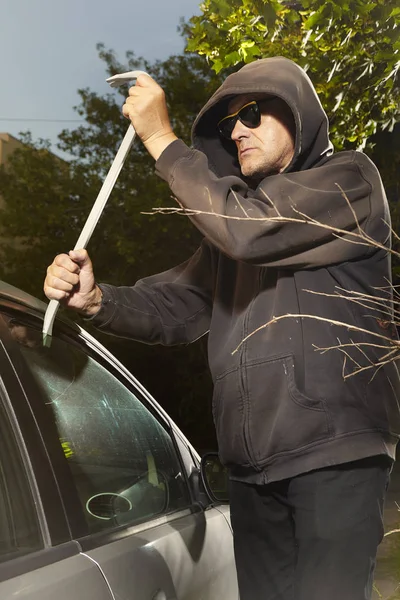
[46,274,75,293]
[43,287,70,302]
[122,103,132,119]
[133,73,156,89]
[68,248,86,263]
[128,76,163,98]
[43,272,72,301]
[44,249,95,309]
[45,253,83,299]
[68,249,92,269]
[47,265,79,287]
[53,252,80,272]
[128,84,139,97]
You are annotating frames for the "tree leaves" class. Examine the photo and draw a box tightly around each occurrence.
[0,49,226,294]
[186,0,400,152]
[0,48,225,447]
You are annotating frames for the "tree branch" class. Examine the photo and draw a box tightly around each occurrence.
[143,184,400,380]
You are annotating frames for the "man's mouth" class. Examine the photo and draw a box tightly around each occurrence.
[239,147,254,158]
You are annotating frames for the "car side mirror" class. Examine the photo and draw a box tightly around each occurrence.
[188,468,212,509]
[200,452,229,503]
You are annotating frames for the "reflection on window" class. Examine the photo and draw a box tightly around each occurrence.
[0,394,42,560]
[8,322,190,533]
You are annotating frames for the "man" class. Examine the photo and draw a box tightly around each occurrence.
[44,57,400,599]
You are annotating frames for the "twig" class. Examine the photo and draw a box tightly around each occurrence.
[232,313,400,355]
[303,288,400,321]
[205,187,216,213]
[259,188,283,217]
[142,195,400,261]
[384,528,400,537]
[231,188,249,217]
[146,184,400,378]
[336,182,364,237]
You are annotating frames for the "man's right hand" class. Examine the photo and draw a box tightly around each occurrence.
[44,249,103,317]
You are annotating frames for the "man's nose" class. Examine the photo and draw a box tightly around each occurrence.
[231,119,251,141]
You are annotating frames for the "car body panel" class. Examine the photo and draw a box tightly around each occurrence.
[84,508,237,600]
[0,549,113,599]
[0,281,238,599]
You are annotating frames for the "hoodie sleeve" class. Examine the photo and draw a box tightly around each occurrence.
[155,139,389,269]
[88,239,213,345]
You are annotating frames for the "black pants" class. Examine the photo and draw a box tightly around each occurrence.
[230,456,392,600]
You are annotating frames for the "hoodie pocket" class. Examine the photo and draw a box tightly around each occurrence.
[212,367,250,467]
[245,355,331,465]
[212,355,332,469]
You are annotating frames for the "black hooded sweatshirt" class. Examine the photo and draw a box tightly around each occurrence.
[91,57,400,483]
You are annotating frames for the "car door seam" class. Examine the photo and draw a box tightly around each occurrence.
[80,552,116,600]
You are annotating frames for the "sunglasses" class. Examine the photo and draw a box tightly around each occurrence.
[218,100,267,140]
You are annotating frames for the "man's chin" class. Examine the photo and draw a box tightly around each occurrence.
[241,165,268,179]
[240,161,258,178]
[240,160,278,180]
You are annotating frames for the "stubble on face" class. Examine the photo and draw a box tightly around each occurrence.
[228,94,296,181]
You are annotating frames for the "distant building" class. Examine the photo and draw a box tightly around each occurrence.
[0,133,23,167]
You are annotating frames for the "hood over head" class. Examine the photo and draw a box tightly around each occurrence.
[192,57,334,178]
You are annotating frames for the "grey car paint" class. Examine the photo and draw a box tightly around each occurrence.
[0,552,113,599]
[0,281,239,600]
[78,327,239,599]
[86,508,237,600]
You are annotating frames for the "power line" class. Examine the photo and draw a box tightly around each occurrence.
[0,117,84,123]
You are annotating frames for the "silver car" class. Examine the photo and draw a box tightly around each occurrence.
[0,281,238,599]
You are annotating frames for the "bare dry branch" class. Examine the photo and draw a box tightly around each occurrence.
[383,217,400,243]
[335,183,364,237]
[349,338,375,366]
[232,313,400,354]
[205,187,215,213]
[259,188,283,217]
[231,188,249,217]
[144,185,400,379]
[142,188,399,262]
[384,528,400,537]
[312,338,399,380]
[303,288,400,321]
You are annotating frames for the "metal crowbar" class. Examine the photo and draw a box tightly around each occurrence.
[42,70,148,346]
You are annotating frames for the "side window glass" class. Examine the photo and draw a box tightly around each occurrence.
[0,389,43,560]
[8,321,191,534]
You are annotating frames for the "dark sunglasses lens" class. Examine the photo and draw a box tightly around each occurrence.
[239,103,260,128]
[219,118,236,139]
[219,103,261,139]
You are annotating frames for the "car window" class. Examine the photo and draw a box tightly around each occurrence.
[0,385,43,561]
[7,321,191,534]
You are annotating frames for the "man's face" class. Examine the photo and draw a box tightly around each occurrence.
[226,93,296,180]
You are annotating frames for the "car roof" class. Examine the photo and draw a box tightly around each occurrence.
[0,279,80,332]
[0,280,47,312]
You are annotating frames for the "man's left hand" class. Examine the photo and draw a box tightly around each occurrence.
[122,74,177,160]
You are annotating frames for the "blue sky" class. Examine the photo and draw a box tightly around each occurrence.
[0,0,201,153]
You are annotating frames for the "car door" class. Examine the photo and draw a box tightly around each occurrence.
[0,314,113,600]
[1,306,238,600]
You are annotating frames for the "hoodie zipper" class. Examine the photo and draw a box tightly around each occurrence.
[238,267,264,470]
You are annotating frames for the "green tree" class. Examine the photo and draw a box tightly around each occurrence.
[186,0,400,274]
[186,0,400,151]
[370,123,400,279]
[0,46,223,291]
[0,134,96,292]
[0,48,223,450]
